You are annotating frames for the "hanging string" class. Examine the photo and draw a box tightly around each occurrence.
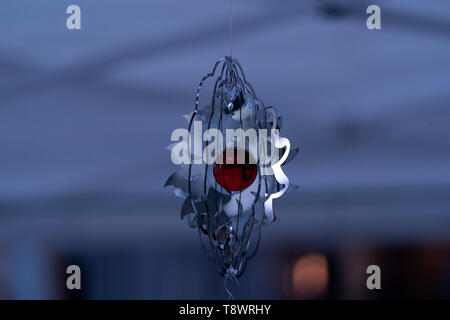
[229,0,233,58]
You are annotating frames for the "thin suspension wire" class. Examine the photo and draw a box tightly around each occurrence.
[229,0,233,58]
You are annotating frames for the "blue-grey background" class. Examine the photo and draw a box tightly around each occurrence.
[0,0,450,299]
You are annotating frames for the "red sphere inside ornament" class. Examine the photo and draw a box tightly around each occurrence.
[213,148,258,192]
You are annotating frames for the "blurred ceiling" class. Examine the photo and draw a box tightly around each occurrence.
[0,0,449,246]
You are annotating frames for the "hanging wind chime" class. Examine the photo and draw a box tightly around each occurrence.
[165,1,297,298]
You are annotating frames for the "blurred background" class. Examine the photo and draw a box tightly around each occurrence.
[1,0,450,299]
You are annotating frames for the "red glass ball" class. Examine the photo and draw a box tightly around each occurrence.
[213,148,258,192]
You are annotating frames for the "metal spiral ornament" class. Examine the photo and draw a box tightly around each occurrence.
[165,56,298,295]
